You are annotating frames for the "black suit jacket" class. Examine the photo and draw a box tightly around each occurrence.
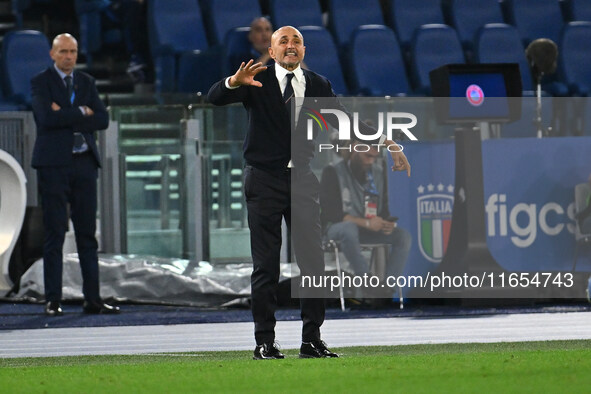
[31,67,109,169]
[207,63,361,171]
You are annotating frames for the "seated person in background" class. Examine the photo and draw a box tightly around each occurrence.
[576,173,591,234]
[320,141,412,290]
[247,17,274,66]
[229,17,274,70]
[230,17,306,70]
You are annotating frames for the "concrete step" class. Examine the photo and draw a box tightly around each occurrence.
[96,75,135,94]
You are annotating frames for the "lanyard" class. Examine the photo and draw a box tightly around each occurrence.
[365,170,378,195]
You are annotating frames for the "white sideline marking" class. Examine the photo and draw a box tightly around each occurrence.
[0,311,590,358]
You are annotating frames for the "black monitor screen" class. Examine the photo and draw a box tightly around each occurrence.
[448,72,509,119]
[430,63,522,124]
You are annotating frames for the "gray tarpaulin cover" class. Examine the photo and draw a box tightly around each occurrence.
[14,254,294,307]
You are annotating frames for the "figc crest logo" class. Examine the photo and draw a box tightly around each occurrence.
[417,183,454,263]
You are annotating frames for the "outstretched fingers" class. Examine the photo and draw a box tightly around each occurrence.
[236,60,267,87]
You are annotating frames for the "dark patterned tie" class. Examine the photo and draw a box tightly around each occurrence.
[283,73,295,124]
[65,75,73,103]
[66,75,88,153]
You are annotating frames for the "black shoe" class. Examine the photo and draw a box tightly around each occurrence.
[44,301,63,316]
[299,340,339,358]
[253,342,285,360]
[83,301,120,314]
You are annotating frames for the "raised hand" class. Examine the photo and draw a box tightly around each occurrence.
[385,140,411,177]
[391,149,411,177]
[228,59,267,88]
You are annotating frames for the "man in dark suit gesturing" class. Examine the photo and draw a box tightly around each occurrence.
[208,26,410,359]
[31,33,119,316]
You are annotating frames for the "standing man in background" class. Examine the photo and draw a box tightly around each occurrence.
[31,33,119,316]
[208,26,410,359]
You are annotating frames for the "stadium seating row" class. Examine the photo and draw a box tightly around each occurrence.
[145,0,591,97]
[2,0,591,103]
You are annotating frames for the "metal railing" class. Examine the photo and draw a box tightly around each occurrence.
[0,112,37,206]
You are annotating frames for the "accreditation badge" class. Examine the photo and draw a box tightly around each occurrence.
[364,192,378,218]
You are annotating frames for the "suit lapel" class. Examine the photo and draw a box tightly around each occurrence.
[264,64,291,123]
[304,70,312,97]
[265,64,284,105]
[49,67,72,107]
[298,70,315,126]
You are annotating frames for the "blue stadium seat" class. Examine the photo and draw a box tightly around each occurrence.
[387,0,445,51]
[502,1,569,96]
[442,0,504,53]
[561,0,591,22]
[74,0,123,67]
[298,26,348,95]
[410,24,465,94]
[1,30,52,106]
[327,0,384,50]
[270,0,323,28]
[560,21,591,96]
[502,0,564,45]
[224,27,252,74]
[348,25,410,96]
[475,23,533,91]
[201,0,262,46]
[148,0,221,93]
[474,22,542,138]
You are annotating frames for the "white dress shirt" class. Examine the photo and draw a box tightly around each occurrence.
[53,63,86,115]
[274,64,306,123]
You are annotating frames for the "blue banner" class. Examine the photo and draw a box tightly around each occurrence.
[388,137,591,284]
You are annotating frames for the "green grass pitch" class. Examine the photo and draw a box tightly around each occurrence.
[1,340,589,393]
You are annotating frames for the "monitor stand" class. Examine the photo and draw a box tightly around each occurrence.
[420,126,536,301]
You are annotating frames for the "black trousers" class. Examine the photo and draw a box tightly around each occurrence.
[244,165,326,345]
[38,152,100,303]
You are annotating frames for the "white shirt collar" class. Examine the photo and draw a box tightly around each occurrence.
[274,63,304,83]
[53,63,73,81]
